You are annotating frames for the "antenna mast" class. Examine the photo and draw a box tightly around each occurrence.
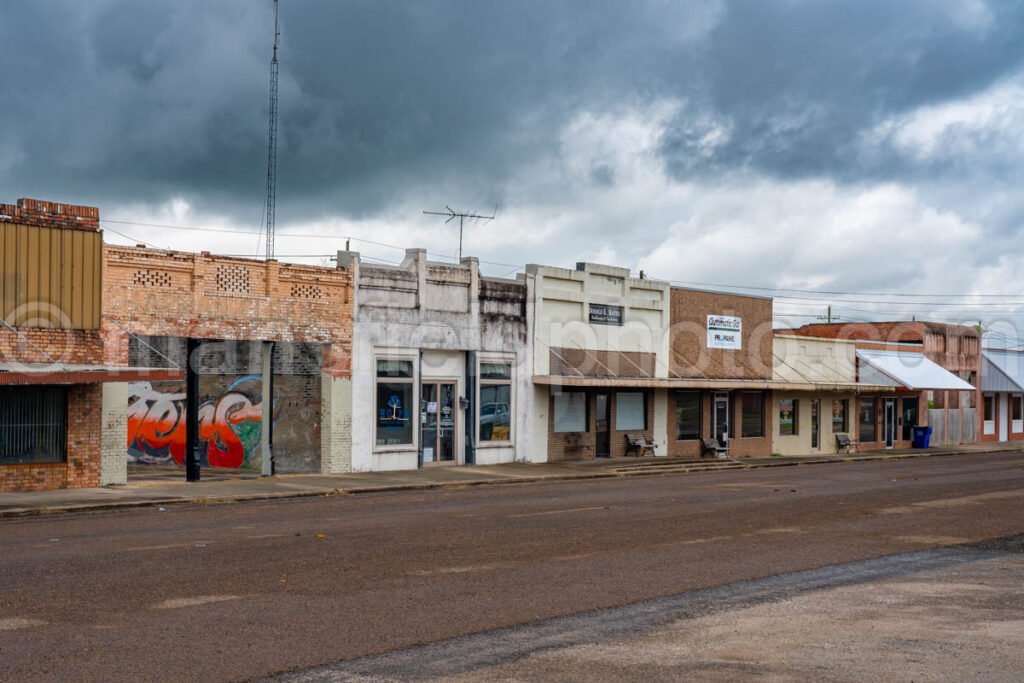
[422,205,496,260]
[264,0,280,260]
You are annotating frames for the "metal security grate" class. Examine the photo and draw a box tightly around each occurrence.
[0,386,68,465]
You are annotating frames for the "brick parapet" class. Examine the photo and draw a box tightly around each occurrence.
[0,198,100,231]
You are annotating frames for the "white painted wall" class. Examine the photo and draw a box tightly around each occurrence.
[349,249,530,471]
[100,382,129,485]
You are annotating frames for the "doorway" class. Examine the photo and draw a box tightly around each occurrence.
[713,392,730,444]
[883,398,897,449]
[999,394,1009,441]
[811,399,820,451]
[421,381,457,465]
[595,392,610,457]
[902,397,918,441]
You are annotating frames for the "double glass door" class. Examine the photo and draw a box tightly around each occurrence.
[421,382,456,465]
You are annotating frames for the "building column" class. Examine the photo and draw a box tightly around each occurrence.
[100,382,129,486]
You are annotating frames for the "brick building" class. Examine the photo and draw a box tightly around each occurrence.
[781,322,980,446]
[1,198,178,492]
[103,244,354,475]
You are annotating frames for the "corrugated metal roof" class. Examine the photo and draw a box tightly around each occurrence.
[981,349,1024,392]
[856,350,975,391]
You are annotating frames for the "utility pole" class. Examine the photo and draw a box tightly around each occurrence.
[264,0,280,260]
[423,206,496,260]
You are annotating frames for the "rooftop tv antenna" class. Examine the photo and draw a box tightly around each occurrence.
[422,205,496,260]
[263,0,281,259]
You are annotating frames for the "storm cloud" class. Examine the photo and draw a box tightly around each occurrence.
[4,0,1024,331]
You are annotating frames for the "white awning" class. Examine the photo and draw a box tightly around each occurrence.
[856,350,975,391]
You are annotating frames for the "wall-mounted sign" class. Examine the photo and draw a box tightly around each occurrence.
[589,303,624,326]
[707,315,742,350]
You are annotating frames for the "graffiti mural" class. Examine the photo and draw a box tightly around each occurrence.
[127,376,267,469]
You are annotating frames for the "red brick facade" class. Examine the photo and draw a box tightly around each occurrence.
[0,198,100,232]
[547,388,654,461]
[670,288,774,380]
[0,382,102,492]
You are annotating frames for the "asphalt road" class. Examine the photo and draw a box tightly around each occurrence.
[2,453,1023,682]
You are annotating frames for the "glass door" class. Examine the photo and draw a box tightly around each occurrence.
[421,381,457,465]
[713,393,729,444]
[595,393,610,457]
[884,398,896,449]
[811,400,820,450]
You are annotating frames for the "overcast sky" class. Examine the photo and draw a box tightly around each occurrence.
[4,1,1024,338]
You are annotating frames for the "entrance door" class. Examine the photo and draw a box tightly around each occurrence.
[883,398,897,449]
[999,394,1009,441]
[811,400,820,451]
[595,393,610,457]
[421,381,457,465]
[713,393,729,444]
[902,397,918,442]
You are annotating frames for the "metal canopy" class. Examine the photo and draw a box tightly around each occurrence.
[856,349,975,391]
[981,349,1024,392]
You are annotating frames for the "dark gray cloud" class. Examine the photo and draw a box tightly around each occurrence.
[2,0,1024,301]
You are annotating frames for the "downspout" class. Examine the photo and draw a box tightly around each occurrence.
[465,351,477,465]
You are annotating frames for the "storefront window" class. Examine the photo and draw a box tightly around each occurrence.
[553,391,587,432]
[615,392,646,431]
[1013,395,1023,426]
[479,362,512,442]
[741,392,764,438]
[983,394,995,422]
[832,400,848,433]
[779,399,798,436]
[675,391,700,440]
[376,359,414,446]
[860,398,877,442]
[0,386,68,465]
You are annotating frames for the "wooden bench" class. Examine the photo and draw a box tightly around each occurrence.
[625,434,656,457]
[702,437,728,458]
[835,433,858,454]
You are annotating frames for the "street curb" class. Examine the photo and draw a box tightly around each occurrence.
[2,448,1021,520]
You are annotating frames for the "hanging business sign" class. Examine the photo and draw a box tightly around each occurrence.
[707,315,742,350]
[589,303,624,326]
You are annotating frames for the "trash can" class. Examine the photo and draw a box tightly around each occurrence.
[912,426,933,449]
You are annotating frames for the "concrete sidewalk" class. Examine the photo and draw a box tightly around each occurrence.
[2,442,1022,518]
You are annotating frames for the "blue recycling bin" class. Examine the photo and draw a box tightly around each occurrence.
[912,426,933,449]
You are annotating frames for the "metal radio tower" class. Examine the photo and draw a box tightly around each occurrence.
[264,0,281,260]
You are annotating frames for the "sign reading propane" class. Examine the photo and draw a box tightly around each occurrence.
[707,315,742,350]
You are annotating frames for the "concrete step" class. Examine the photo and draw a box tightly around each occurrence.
[612,461,746,475]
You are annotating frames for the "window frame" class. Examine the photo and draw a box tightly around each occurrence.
[983,394,996,423]
[859,397,877,443]
[374,354,418,451]
[740,391,765,438]
[477,357,514,445]
[778,398,798,437]
[553,390,589,433]
[832,399,848,434]
[674,390,702,441]
[0,386,68,465]
[615,391,647,431]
